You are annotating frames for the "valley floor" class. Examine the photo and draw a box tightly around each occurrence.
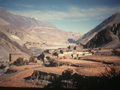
[0,55,120,88]
[30,43,76,56]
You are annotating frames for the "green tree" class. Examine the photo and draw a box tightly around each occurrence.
[29,56,37,63]
[14,57,24,66]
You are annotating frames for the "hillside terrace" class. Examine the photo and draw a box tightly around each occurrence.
[38,45,92,62]
[1,45,120,88]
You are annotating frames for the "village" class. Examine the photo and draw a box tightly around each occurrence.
[0,45,120,89]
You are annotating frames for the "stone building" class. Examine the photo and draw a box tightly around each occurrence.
[9,53,22,62]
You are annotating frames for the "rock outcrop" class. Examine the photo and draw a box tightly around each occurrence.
[84,22,120,48]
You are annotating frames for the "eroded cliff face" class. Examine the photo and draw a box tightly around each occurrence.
[0,31,33,60]
[84,22,120,48]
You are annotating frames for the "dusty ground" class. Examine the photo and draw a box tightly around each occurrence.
[75,67,107,76]
[9,65,44,71]
[84,55,120,63]
[1,55,120,88]
[39,66,76,75]
[54,59,107,67]
[0,65,109,88]
[0,65,43,88]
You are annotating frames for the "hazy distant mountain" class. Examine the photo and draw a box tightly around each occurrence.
[0,7,83,60]
[26,25,82,45]
[84,22,120,48]
[76,12,120,45]
[0,7,82,45]
[0,7,57,29]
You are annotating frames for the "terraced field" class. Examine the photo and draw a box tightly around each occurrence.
[0,55,120,88]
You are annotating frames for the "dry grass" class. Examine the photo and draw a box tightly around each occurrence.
[99,66,120,77]
[40,66,76,75]
[54,59,106,67]
[1,55,120,88]
[0,67,43,88]
[75,67,107,76]
[9,65,43,71]
[84,55,120,63]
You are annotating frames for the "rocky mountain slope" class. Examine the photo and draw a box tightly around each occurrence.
[76,12,120,45]
[0,18,42,60]
[0,7,82,60]
[0,18,43,46]
[0,30,33,60]
[84,22,120,48]
[0,7,82,45]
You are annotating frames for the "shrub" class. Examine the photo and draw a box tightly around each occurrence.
[99,48,101,50]
[98,66,120,89]
[112,49,120,56]
[101,53,106,55]
[24,60,29,65]
[100,66,120,78]
[29,56,37,63]
[14,57,24,66]
[0,64,6,69]
[48,58,53,62]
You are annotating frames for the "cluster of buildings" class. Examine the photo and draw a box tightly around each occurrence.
[9,45,115,64]
[37,45,93,62]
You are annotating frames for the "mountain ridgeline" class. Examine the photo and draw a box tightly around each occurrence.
[0,6,120,60]
[84,22,120,48]
[0,7,82,45]
[0,7,57,29]
[0,7,82,60]
[76,12,120,45]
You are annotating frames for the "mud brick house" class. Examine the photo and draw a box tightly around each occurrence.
[9,53,22,62]
[75,46,83,50]
[68,46,75,50]
[44,49,54,54]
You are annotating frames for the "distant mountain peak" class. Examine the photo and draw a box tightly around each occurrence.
[0,7,57,29]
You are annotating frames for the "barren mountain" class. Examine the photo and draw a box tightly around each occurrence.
[0,7,82,45]
[0,18,43,47]
[0,7,82,60]
[0,7,56,29]
[76,12,120,45]
[84,22,120,48]
[26,25,82,44]
[0,30,33,60]
[0,18,43,60]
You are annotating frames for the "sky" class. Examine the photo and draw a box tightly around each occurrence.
[0,0,120,34]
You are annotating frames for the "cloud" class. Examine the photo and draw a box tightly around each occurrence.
[8,6,120,22]
[68,6,120,18]
[71,18,90,22]
[14,4,33,8]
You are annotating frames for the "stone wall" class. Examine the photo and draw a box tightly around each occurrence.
[9,54,22,62]
[31,70,61,82]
